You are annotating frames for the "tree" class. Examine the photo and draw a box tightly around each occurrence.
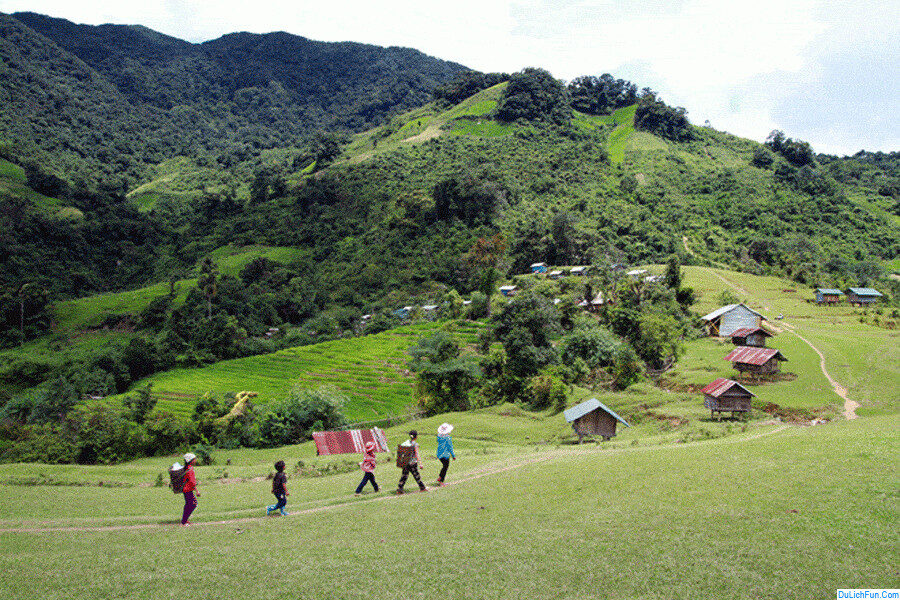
[664,255,682,290]
[567,73,638,115]
[198,257,218,319]
[496,67,572,125]
[633,92,692,141]
[493,292,560,400]
[408,331,481,415]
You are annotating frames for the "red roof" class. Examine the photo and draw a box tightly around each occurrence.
[730,327,773,338]
[701,378,755,398]
[312,428,389,456]
[724,346,786,365]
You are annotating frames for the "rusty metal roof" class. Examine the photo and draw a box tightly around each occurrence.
[563,398,630,427]
[730,327,773,338]
[701,378,755,398]
[724,346,787,365]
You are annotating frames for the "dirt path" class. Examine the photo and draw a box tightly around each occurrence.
[778,322,858,419]
[708,269,855,419]
[0,427,793,534]
[682,236,728,269]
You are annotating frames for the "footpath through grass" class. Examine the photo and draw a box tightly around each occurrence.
[0,413,895,599]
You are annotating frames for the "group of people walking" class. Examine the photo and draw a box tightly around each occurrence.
[177,423,456,525]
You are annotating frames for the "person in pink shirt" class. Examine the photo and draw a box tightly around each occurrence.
[181,452,200,526]
[354,441,380,495]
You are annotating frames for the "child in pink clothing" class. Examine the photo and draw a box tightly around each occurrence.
[354,441,379,494]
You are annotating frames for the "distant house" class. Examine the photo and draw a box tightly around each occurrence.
[701,303,765,337]
[569,266,589,276]
[730,326,773,348]
[845,287,883,306]
[530,262,548,274]
[701,378,755,419]
[421,305,439,320]
[548,270,564,280]
[644,275,663,284]
[563,398,630,443]
[725,346,787,375]
[499,285,518,297]
[626,269,647,278]
[815,288,844,304]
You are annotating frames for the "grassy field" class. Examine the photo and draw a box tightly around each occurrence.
[123,320,487,421]
[0,410,895,599]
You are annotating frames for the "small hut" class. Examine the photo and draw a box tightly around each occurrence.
[730,326,773,347]
[815,288,844,304]
[499,285,518,297]
[701,378,755,419]
[569,266,589,276]
[845,287,883,306]
[563,398,630,443]
[701,303,765,337]
[530,262,548,274]
[548,270,564,280]
[724,346,787,375]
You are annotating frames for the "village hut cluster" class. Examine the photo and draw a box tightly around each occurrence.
[814,287,883,306]
[698,303,788,420]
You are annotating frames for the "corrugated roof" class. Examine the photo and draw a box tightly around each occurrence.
[701,378,755,398]
[701,303,765,322]
[724,346,787,365]
[847,288,883,297]
[563,398,630,427]
[730,327,773,338]
[816,288,843,295]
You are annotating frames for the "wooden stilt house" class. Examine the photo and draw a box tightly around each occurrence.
[701,378,755,419]
[729,326,773,348]
[724,346,787,376]
[563,398,630,443]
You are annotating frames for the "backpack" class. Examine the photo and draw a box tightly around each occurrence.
[396,443,414,468]
[169,463,185,494]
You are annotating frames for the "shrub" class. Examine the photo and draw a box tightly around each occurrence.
[257,385,349,448]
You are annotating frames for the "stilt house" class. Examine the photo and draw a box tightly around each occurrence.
[845,288,883,306]
[815,288,844,304]
[563,398,630,443]
[701,303,766,337]
[724,346,787,375]
[730,326,773,347]
[701,378,755,419]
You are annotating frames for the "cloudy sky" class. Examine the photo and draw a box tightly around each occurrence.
[1,0,897,155]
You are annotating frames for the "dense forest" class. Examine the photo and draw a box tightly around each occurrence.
[0,13,897,463]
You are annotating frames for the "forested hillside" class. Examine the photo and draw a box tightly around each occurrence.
[0,12,470,195]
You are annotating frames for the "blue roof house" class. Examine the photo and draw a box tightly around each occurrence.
[563,398,630,442]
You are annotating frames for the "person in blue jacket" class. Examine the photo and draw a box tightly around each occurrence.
[436,422,456,486]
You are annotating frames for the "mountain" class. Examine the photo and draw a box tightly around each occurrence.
[0,12,471,193]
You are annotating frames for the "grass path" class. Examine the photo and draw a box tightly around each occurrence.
[706,268,859,418]
[0,424,792,534]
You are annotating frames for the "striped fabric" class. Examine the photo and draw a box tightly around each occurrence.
[312,427,389,456]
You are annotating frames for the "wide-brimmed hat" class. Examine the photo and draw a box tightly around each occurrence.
[437,423,454,435]
[364,441,376,452]
[183,452,197,464]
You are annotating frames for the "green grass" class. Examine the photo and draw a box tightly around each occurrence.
[0,412,895,598]
[0,159,25,182]
[606,104,638,164]
[450,119,515,137]
[122,322,486,421]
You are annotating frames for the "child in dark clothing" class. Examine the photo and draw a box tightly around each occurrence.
[266,460,289,516]
[355,441,379,495]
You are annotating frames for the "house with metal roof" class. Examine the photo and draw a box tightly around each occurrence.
[548,270,564,279]
[701,378,755,419]
[701,303,766,337]
[499,285,518,297]
[530,262,548,274]
[569,266,589,276]
[563,398,630,442]
[724,346,787,375]
[729,326,773,348]
[815,288,844,304]
[845,288,883,306]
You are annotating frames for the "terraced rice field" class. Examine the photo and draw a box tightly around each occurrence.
[139,321,486,422]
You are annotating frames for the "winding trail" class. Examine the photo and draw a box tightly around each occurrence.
[706,269,856,419]
[0,426,792,534]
